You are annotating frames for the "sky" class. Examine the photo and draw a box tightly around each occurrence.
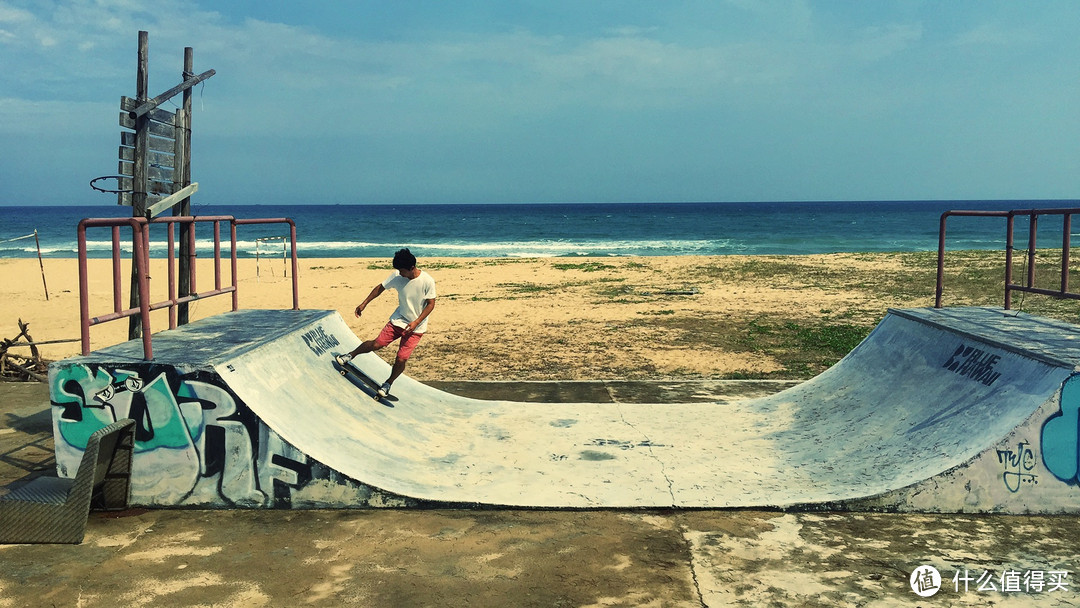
[1,0,1079,206]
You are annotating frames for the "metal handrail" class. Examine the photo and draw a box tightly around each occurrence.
[77,215,299,359]
[936,208,1080,309]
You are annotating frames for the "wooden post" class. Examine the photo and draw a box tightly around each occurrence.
[128,30,149,340]
[177,47,194,325]
[33,230,48,301]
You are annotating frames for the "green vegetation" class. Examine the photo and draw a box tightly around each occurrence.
[552,262,617,272]
[642,250,1080,380]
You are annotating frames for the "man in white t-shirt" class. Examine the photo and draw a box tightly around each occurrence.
[335,248,436,397]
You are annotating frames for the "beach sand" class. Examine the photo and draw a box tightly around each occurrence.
[0,253,935,381]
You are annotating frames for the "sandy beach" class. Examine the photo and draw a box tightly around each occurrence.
[0,252,943,381]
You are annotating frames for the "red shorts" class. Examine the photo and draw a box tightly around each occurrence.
[373,321,424,361]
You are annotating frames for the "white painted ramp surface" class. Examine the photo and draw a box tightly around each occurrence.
[214,307,1080,509]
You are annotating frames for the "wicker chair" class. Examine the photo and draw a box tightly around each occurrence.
[0,419,135,544]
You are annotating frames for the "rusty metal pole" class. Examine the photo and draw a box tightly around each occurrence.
[935,212,949,308]
[1062,214,1072,295]
[1005,215,1015,310]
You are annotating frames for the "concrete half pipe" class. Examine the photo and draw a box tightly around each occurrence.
[48,306,1080,512]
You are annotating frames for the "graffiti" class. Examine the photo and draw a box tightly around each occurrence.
[301,325,340,356]
[1041,374,1080,484]
[50,361,390,508]
[942,343,1002,386]
[52,364,287,506]
[996,441,1038,492]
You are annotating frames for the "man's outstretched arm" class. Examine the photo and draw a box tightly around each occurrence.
[355,284,386,317]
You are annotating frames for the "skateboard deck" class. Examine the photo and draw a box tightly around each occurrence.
[332,359,397,406]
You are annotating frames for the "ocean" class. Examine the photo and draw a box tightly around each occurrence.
[0,200,1076,259]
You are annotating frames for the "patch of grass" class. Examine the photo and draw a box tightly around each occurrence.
[650,313,874,380]
[497,282,551,294]
[423,261,466,270]
[552,262,617,272]
[479,258,532,266]
[789,322,867,357]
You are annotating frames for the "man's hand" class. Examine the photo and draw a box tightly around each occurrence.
[354,284,385,318]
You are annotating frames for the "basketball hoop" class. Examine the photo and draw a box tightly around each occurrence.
[90,175,133,194]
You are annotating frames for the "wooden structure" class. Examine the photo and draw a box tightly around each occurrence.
[113,31,215,336]
[117,31,213,218]
[0,321,54,382]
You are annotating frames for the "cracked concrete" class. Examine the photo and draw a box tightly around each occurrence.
[615,402,677,506]
[5,381,1080,606]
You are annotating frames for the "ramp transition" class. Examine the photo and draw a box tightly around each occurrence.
[48,307,1080,513]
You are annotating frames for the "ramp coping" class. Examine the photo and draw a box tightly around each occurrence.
[888,307,1080,370]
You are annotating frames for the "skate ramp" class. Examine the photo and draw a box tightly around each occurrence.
[49,307,1080,512]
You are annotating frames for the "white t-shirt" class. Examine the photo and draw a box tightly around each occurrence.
[382,270,437,333]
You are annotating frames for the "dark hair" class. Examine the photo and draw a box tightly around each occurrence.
[392,248,417,270]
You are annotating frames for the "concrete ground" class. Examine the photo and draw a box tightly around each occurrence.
[3,380,1080,607]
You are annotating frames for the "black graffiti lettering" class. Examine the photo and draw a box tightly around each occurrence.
[128,388,156,442]
[943,345,969,371]
[301,326,340,356]
[56,380,86,421]
[997,440,1038,493]
[942,343,1002,386]
[203,425,226,478]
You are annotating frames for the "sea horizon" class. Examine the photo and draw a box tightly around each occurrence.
[1,199,1077,259]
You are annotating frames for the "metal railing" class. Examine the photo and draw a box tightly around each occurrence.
[78,215,299,358]
[936,207,1080,309]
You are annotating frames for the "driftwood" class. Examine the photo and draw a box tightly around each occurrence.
[1,320,74,383]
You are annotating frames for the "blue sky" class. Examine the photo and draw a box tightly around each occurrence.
[2,1,1079,206]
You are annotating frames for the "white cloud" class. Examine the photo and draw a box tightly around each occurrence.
[0,3,32,24]
[0,97,114,134]
[951,22,1033,48]
[3,0,1079,204]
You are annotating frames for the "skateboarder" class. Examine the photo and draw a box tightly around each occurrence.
[335,248,436,397]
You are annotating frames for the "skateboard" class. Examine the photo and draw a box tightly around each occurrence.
[332,359,397,406]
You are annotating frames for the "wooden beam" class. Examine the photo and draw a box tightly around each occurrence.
[121,96,177,125]
[115,177,173,195]
[127,69,215,119]
[118,160,174,182]
[119,193,163,207]
[4,358,45,383]
[121,131,175,154]
[120,113,176,140]
[146,183,198,218]
[177,47,196,326]
[129,30,150,341]
[120,146,174,167]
